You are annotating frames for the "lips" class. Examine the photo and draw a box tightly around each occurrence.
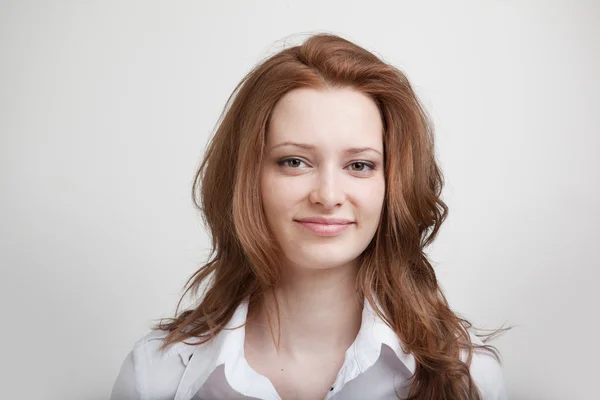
[294,216,354,225]
[294,216,354,236]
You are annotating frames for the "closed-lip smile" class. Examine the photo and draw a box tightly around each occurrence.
[294,216,354,236]
[294,216,354,225]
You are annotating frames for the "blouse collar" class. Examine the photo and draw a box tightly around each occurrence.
[173,298,416,400]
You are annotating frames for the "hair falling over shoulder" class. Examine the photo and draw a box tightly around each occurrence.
[154,33,511,399]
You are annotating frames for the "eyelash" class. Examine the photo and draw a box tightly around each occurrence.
[277,158,376,173]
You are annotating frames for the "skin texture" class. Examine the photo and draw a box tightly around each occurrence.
[260,87,385,272]
[244,87,386,400]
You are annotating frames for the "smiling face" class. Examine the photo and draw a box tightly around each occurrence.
[260,87,386,271]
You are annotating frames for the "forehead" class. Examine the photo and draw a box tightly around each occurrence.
[267,87,384,150]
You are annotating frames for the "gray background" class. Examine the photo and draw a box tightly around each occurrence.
[1,0,598,399]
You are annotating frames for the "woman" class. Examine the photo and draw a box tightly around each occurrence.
[111,33,509,400]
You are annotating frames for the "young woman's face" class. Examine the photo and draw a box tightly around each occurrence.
[261,87,385,271]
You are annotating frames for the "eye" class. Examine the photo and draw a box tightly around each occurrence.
[277,158,308,168]
[347,161,375,172]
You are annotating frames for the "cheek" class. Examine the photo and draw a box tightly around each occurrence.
[354,178,386,216]
[260,171,304,218]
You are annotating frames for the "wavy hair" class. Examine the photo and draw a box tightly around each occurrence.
[155,33,510,399]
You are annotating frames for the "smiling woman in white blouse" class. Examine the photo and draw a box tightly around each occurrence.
[111,33,510,400]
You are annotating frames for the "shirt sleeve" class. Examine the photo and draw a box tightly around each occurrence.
[110,350,140,400]
[469,348,508,400]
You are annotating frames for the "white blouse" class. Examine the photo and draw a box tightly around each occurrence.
[110,299,507,400]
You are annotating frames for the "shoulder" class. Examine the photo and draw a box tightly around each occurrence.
[110,329,196,400]
[463,331,508,400]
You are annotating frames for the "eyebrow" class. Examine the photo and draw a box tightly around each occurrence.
[270,141,383,156]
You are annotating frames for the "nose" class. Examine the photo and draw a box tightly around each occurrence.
[309,166,346,209]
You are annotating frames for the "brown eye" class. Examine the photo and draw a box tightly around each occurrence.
[278,158,307,168]
[349,162,373,172]
[350,162,365,171]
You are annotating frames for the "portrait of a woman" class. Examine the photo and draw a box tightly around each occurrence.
[110,33,508,400]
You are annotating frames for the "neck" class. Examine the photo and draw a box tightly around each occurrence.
[246,261,362,358]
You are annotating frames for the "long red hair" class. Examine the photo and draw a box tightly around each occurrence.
[156,33,510,399]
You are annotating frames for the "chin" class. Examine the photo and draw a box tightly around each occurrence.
[287,250,359,271]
